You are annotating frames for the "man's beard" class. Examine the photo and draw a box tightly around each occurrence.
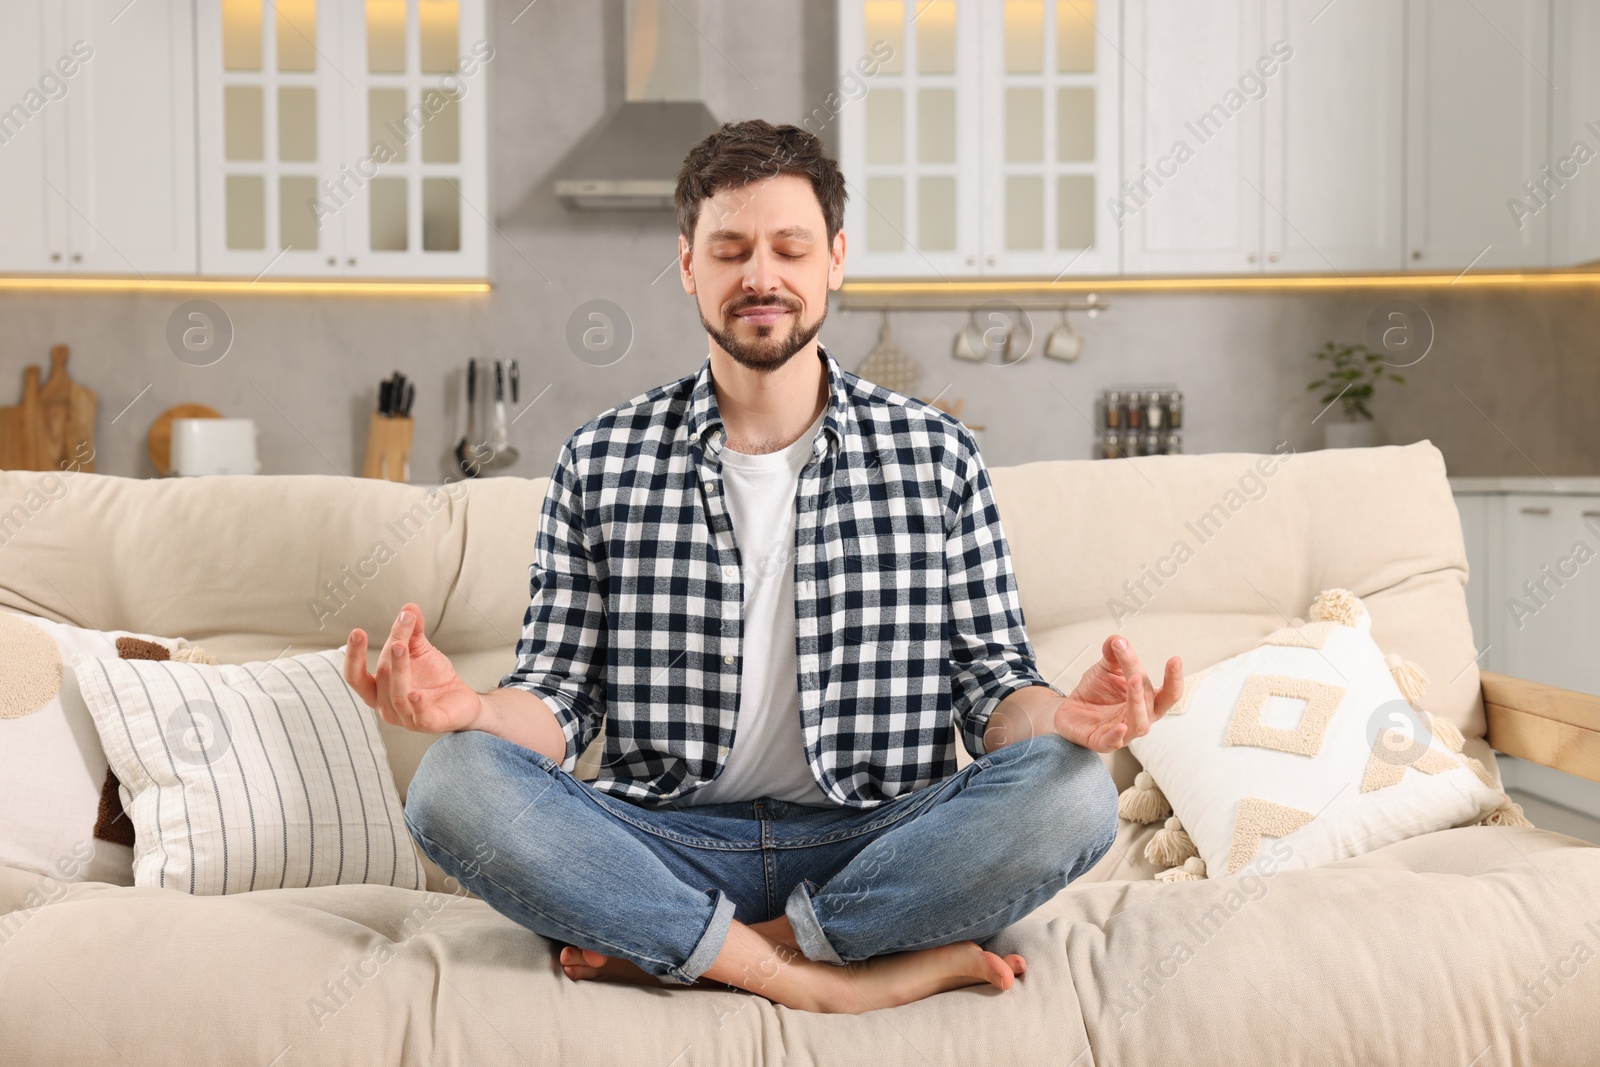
[700,295,826,373]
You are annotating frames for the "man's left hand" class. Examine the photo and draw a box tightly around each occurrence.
[1054,635,1183,753]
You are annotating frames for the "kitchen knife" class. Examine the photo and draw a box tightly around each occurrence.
[378,378,394,416]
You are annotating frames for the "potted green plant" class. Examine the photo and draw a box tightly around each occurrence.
[1306,341,1407,448]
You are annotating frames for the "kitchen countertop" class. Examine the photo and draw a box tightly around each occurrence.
[1449,476,1600,494]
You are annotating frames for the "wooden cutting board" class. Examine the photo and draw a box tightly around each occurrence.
[0,344,96,472]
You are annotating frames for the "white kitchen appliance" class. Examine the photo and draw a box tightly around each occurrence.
[170,418,260,476]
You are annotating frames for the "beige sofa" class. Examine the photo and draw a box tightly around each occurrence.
[2,440,1597,1065]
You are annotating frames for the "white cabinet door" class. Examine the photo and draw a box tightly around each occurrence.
[1549,0,1600,266]
[1405,0,1551,271]
[1260,0,1404,273]
[329,0,490,279]
[1499,495,1600,697]
[0,3,68,273]
[838,0,982,278]
[197,0,488,279]
[1120,0,1265,274]
[61,0,197,275]
[978,0,1121,277]
[196,0,342,277]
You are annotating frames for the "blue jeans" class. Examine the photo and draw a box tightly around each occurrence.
[402,728,1119,987]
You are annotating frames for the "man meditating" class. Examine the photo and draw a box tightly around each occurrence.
[344,119,1183,1015]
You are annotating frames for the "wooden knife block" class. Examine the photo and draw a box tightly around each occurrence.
[362,411,413,481]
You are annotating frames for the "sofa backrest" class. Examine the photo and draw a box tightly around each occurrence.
[0,440,1478,799]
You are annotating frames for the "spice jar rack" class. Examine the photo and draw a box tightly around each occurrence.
[1094,385,1183,459]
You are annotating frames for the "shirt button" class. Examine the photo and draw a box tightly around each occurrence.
[722,566,736,578]
[723,654,735,665]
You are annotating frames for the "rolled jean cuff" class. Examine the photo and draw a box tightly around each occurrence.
[783,877,845,965]
[661,887,737,986]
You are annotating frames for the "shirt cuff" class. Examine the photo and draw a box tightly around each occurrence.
[961,675,1061,759]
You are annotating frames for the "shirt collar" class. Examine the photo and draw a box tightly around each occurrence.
[686,343,848,462]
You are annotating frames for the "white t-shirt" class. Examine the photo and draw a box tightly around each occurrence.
[680,406,838,807]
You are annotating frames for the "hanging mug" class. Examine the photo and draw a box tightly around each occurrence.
[953,311,986,361]
[1044,309,1083,362]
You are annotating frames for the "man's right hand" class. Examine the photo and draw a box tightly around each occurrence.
[344,602,484,735]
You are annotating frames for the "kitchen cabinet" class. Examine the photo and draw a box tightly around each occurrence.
[1261,0,1405,273]
[196,0,490,279]
[1405,0,1551,270]
[1452,479,1600,698]
[841,0,1565,279]
[1121,0,1404,274]
[838,0,1121,278]
[1549,0,1600,266]
[0,0,197,276]
[1119,0,1263,274]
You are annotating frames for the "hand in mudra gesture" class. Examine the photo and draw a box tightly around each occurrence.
[1053,635,1183,754]
[344,602,482,734]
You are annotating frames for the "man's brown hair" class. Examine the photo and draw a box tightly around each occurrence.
[675,119,848,246]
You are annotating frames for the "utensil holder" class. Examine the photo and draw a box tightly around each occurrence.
[362,411,414,481]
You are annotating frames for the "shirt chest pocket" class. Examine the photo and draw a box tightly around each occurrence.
[837,528,945,653]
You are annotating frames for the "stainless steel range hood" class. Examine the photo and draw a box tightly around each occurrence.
[554,0,721,210]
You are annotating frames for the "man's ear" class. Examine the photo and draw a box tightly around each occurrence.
[827,229,847,291]
[680,233,696,295]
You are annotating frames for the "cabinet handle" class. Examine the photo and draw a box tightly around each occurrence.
[1582,510,1600,518]
[326,256,336,266]
[985,255,995,266]
[347,257,357,266]
[1519,506,1552,515]
[1412,250,1423,261]
[1267,252,1279,263]
[1247,252,1258,263]
[966,255,975,266]
[50,252,61,262]
[71,253,82,263]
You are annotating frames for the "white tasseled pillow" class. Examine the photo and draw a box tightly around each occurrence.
[1119,588,1525,883]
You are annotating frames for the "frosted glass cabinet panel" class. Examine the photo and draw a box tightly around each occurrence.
[840,0,1118,278]
[197,0,488,278]
[840,0,982,277]
[981,0,1120,276]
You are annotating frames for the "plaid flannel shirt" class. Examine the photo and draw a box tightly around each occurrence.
[498,343,1060,808]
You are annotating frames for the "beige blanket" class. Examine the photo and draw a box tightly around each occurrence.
[3,825,1596,1066]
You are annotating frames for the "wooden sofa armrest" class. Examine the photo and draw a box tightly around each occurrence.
[1481,670,1600,784]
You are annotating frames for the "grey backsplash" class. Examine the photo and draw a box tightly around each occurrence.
[1,0,1595,482]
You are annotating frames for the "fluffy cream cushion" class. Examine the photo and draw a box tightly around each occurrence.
[1119,589,1525,881]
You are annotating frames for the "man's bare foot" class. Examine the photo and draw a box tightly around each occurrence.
[805,942,1027,1014]
[559,914,803,984]
[556,944,720,988]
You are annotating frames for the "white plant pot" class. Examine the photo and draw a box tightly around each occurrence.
[1323,420,1379,449]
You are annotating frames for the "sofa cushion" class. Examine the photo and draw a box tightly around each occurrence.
[2,825,1596,1065]
[73,645,425,895]
[985,442,1490,800]
[0,441,1488,823]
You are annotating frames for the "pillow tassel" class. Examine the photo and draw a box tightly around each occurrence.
[1308,588,1363,627]
[1154,856,1208,882]
[1118,771,1172,824]
[1478,795,1534,829]
[1144,815,1199,868]
[173,645,219,665]
[1427,712,1465,753]
[1383,653,1429,706]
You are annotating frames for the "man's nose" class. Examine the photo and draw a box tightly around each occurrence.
[742,246,784,295]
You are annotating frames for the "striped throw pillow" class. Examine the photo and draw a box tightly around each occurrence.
[73,646,425,895]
